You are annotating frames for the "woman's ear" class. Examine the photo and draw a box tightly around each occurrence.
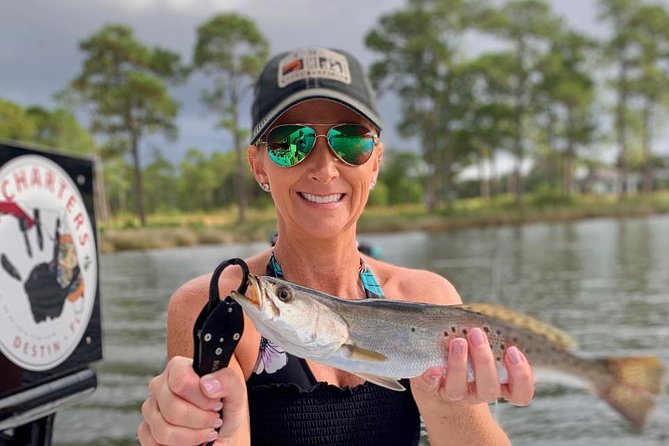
[371,141,384,183]
[247,144,268,184]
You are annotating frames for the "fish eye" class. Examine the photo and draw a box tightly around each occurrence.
[277,287,292,302]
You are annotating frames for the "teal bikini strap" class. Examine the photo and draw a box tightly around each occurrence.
[269,253,283,278]
[359,259,384,298]
[268,252,384,298]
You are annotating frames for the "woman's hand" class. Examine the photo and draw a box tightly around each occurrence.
[137,356,247,446]
[411,327,534,406]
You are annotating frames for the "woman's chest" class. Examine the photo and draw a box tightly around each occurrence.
[307,360,366,388]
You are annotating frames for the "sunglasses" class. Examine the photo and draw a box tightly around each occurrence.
[260,123,378,167]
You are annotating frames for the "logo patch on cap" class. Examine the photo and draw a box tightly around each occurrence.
[277,48,351,88]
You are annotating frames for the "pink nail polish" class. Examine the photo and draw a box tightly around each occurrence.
[470,328,485,346]
[202,378,222,395]
[507,346,521,365]
[207,430,218,441]
[451,339,465,357]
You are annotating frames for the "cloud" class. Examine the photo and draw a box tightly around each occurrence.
[82,0,247,14]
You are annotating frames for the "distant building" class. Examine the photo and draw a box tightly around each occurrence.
[574,164,669,194]
[575,166,641,195]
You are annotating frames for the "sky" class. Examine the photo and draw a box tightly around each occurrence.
[0,0,650,168]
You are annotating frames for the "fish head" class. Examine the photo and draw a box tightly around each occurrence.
[231,274,349,358]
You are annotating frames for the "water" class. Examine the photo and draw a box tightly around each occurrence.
[52,215,669,445]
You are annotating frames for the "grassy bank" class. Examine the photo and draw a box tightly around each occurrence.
[99,191,669,253]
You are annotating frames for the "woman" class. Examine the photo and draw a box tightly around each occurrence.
[138,47,534,446]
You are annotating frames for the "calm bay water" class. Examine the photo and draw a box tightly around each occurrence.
[53,215,669,445]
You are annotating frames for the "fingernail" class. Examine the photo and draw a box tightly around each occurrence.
[212,401,223,412]
[451,339,465,357]
[469,328,485,346]
[207,430,218,441]
[202,378,222,395]
[212,417,223,428]
[507,346,521,365]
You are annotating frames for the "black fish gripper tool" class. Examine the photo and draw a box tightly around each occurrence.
[192,257,248,445]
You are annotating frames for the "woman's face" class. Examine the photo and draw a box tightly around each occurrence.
[249,99,383,240]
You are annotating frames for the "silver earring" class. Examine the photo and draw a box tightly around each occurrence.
[261,182,270,192]
[369,182,376,190]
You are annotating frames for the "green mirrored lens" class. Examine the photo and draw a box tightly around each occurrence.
[327,125,375,165]
[267,125,316,167]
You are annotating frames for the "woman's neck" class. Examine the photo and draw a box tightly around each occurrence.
[271,228,364,299]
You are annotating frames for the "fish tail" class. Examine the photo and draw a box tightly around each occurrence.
[596,356,666,430]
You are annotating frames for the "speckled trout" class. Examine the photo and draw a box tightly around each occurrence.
[231,273,666,430]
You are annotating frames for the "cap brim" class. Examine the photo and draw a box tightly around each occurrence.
[250,89,382,144]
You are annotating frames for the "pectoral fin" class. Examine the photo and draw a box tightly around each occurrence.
[343,344,389,362]
[341,345,399,390]
[356,373,406,391]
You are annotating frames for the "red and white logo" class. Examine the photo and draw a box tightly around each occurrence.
[277,48,351,88]
[0,155,97,371]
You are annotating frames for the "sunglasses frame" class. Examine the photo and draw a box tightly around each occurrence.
[259,123,379,167]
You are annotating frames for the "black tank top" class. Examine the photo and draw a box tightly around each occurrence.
[246,254,421,445]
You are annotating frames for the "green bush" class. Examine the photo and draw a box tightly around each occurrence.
[249,193,275,210]
[367,181,389,206]
[530,184,573,207]
[120,215,140,229]
[394,179,423,204]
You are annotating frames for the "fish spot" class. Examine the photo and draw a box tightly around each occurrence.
[496,330,502,335]
[443,331,449,337]
[451,326,456,333]
[500,344,506,350]
[462,329,468,336]
[496,356,501,362]
[483,326,491,333]
[411,327,416,333]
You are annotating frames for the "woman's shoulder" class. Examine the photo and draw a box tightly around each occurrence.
[367,258,462,306]
[166,249,270,359]
[169,249,272,305]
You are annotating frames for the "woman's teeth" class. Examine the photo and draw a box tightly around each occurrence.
[300,192,344,204]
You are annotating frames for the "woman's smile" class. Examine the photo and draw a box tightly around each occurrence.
[298,191,345,207]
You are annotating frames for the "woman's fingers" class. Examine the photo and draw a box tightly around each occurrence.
[201,367,248,440]
[412,331,535,408]
[137,421,160,446]
[140,395,219,445]
[138,356,237,445]
[501,346,534,406]
[467,328,501,403]
[441,337,469,401]
[165,357,222,411]
[147,361,220,430]
[443,330,534,406]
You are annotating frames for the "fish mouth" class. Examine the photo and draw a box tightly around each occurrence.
[235,273,261,309]
[232,274,281,319]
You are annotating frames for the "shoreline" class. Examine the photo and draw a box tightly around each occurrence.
[98,194,669,253]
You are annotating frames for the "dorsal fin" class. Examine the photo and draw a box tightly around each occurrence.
[461,303,578,349]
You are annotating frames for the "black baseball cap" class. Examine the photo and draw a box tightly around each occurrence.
[250,47,382,144]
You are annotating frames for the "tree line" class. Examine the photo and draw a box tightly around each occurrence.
[2,0,669,225]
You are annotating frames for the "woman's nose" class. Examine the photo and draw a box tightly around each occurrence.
[307,136,339,183]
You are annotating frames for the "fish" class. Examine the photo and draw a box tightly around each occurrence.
[230,273,666,430]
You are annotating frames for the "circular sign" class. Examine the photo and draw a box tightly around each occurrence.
[0,155,97,371]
